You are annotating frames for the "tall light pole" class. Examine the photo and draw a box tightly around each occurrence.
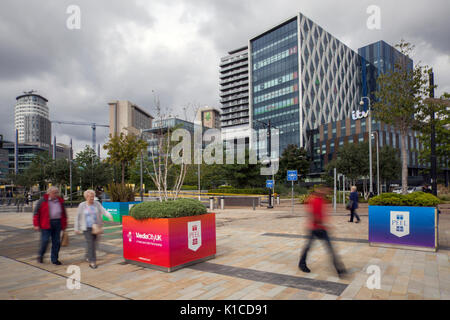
[360,97,373,196]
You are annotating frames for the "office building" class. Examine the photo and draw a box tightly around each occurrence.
[248,14,364,158]
[108,100,153,138]
[358,40,414,109]
[195,107,221,129]
[14,91,51,147]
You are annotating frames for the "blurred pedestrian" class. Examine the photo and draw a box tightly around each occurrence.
[74,189,113,269]
[33,186,67,265]
[349,186,361,223]
[299,186,346,277]
[422,185,432,194]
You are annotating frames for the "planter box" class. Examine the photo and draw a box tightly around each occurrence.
[102,201,141,223]
[369,206,438,252]
[122,213,216,272]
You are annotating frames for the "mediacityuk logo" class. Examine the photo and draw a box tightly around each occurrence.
[188,221,202,252]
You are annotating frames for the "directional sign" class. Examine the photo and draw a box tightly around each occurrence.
[266,180,274,188]
[287,170,298,182]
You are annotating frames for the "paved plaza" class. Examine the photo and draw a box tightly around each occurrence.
[0,202,449,300]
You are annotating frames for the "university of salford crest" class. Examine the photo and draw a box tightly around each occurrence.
[188,221,202,251]
[390,211,410,238]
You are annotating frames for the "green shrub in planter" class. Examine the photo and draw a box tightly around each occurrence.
[129,198,207,220]
[369,192,441,207]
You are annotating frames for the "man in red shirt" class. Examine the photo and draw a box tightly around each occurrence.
[299,186,346,277]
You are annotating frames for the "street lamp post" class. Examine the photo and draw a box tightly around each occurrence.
[372,131,380,195]
[360,97,373,196]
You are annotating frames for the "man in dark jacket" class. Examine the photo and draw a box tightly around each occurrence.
[349,186,361,223]
[33,187,67,265]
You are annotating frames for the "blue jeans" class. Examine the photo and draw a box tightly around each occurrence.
[38,219,62,263]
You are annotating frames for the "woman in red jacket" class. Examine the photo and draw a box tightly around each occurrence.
[33,187,67,265]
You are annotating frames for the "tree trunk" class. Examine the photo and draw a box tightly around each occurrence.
[121,162,125,185]
[400,132,408,194]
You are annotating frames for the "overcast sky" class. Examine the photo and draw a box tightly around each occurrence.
[1,0,449,156]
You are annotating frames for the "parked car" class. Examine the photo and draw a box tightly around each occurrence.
[408,186,424,194]
[392,187,402,194]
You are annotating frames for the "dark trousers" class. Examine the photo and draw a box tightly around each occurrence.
[299,229,344,272]
[83,228,98,263]
[39,219,62,263]
[350,208,360,222]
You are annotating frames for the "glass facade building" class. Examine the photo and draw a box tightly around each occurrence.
[249,13,363,158]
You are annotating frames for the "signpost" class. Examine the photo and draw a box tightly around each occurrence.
[287,170,298,213]
[266,180,274,209]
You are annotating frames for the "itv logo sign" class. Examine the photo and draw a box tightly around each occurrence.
[390,211,410,238]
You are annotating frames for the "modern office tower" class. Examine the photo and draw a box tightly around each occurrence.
[358,40,414,108]
[219,47,251,144]
[108,100,153,138]
[249,13,363,158]
[14,91,51,147]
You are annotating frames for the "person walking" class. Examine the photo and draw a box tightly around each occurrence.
[348,186,361,223]
[33,187,67,265]
[74,189,113,269]
[299,186,346,277]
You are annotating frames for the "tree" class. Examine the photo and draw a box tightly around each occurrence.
[103,133,148,184]
[75,146,112,190]
[372,40,430,194]
[416,92,450,176]
[377,145,401,190]
[276,144,310,182]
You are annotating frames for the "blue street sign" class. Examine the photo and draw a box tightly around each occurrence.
[266,180,274,188]
[287,170,298,182]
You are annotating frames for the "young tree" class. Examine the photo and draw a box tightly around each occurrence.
[103,133,148,184]
[377,145,402,191]
[372,40,430,194]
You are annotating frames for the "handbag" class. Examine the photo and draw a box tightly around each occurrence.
[91,223,103,235]
[61,230,69,246]
[345,200,353,210]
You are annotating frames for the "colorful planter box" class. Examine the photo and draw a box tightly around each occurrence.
[122,213,216,272]
[102,201,142,223]
[369,206,438,252]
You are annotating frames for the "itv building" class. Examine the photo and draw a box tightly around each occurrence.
[219,13,437,183]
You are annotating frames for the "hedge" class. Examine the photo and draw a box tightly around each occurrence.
[208,188,266,195]
[368,192,441,207]
[129,198,207,220]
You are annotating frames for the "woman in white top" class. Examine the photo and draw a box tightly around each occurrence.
[74,189,113,269]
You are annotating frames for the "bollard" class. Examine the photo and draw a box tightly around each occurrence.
[220,196,224,210]
[277,195,280,205]
[253,198,256,211]
[209,197,214,210]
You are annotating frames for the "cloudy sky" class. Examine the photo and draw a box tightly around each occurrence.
[1,0,449,156]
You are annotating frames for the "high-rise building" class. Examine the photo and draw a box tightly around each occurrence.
[249,14,363,157]
[108,100,153,138]
[14,91,51,147]
[358,40,414,109]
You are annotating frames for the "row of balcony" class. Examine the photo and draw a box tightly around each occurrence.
[220,52,248,65]
[221,99,249,108]
[221,112,249,121]
[220,72,248,85]
[221,105,249,115]
[220,79,249,91]
[220,60,248,73]
[220,86,248,98]
[219,67,249,79]
[221,118,250,128]
[220,92,249,104]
